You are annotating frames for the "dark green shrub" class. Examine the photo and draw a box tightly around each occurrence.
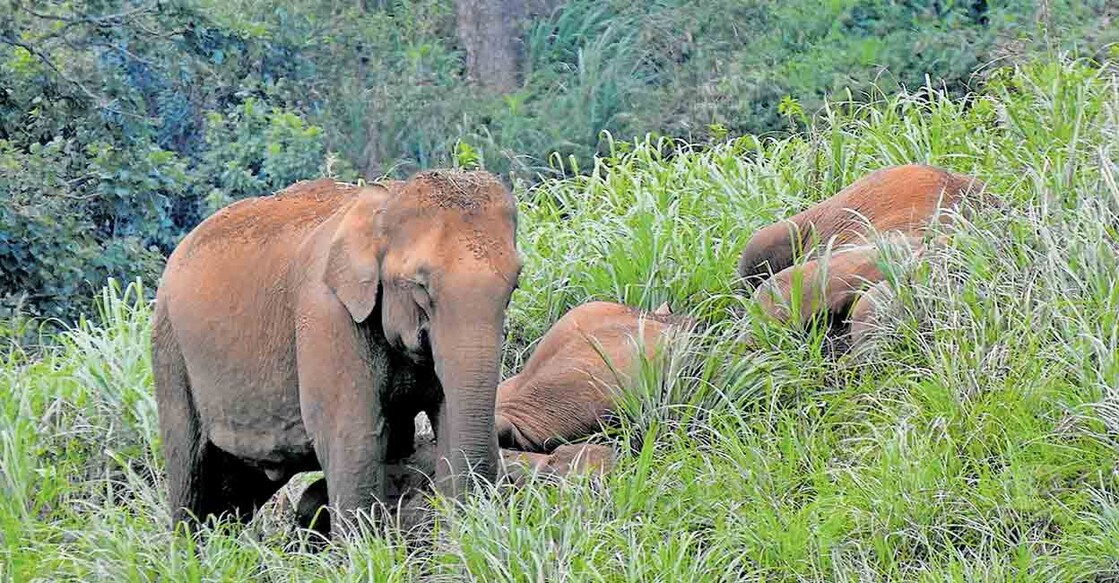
[0,2,331,321]
[1,0,1114,323]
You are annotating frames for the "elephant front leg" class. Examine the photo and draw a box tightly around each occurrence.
[296,290,390,534]
[317,413,389,533]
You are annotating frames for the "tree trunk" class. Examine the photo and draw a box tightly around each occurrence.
[453,0,527,93]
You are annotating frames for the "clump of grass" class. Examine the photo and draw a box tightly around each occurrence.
[2,56,1118,580]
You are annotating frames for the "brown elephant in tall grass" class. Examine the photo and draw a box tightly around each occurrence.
[739,164,987,349]
[152,170,520,534]
[737,164,985,287]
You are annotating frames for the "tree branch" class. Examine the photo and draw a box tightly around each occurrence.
[0,34,150,120]
[14,1,157,27]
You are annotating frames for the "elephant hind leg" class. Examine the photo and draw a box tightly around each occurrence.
[153,307,283,530]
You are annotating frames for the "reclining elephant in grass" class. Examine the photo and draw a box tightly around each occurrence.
[495,301,683,453]
[737,164,988,348]
[152,171,521,535]
[736,164,986,288]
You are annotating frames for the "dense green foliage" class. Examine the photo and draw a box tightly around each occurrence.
[2,0,1115,320]
[2,56,1118,579]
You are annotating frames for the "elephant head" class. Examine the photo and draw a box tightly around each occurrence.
[325,170,520,496]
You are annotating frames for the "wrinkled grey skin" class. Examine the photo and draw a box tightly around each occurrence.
[152,171,520,535]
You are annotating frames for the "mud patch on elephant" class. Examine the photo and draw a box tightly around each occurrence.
[409,169,509,213]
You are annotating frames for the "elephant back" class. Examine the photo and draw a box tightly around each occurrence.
[737,164,985,285]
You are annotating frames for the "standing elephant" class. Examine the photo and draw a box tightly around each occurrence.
[736,164,985,287]
[495,301,680,453]
[152,170,521,533]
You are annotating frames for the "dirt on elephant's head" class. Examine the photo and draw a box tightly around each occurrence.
[406,169,513,214]
[383,169,520,283]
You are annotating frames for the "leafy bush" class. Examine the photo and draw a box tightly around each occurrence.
[199,99,330,212]
[0,137,167,321]
[0,2,335,320]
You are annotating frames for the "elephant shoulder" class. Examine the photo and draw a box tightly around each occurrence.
[835,165,959,212]
[522,301,675,379]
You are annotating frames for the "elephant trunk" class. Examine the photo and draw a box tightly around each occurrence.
[430,316,502,498]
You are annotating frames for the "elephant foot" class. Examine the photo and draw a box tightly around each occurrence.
[290,440,617,538]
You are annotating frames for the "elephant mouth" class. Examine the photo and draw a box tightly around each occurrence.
[390,328,433,364]
[402,340,433,365]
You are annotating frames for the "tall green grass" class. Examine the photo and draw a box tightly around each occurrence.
[2,57,1118,580]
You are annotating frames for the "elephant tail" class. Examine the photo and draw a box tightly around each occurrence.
[151,303,204,530]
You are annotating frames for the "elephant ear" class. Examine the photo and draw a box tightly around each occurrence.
[325,191,389,323]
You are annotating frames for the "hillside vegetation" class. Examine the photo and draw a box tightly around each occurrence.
[2,0,1116,320]
[1,57,1117,580]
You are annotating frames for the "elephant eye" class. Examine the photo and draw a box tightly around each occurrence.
[410,280,433,312]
